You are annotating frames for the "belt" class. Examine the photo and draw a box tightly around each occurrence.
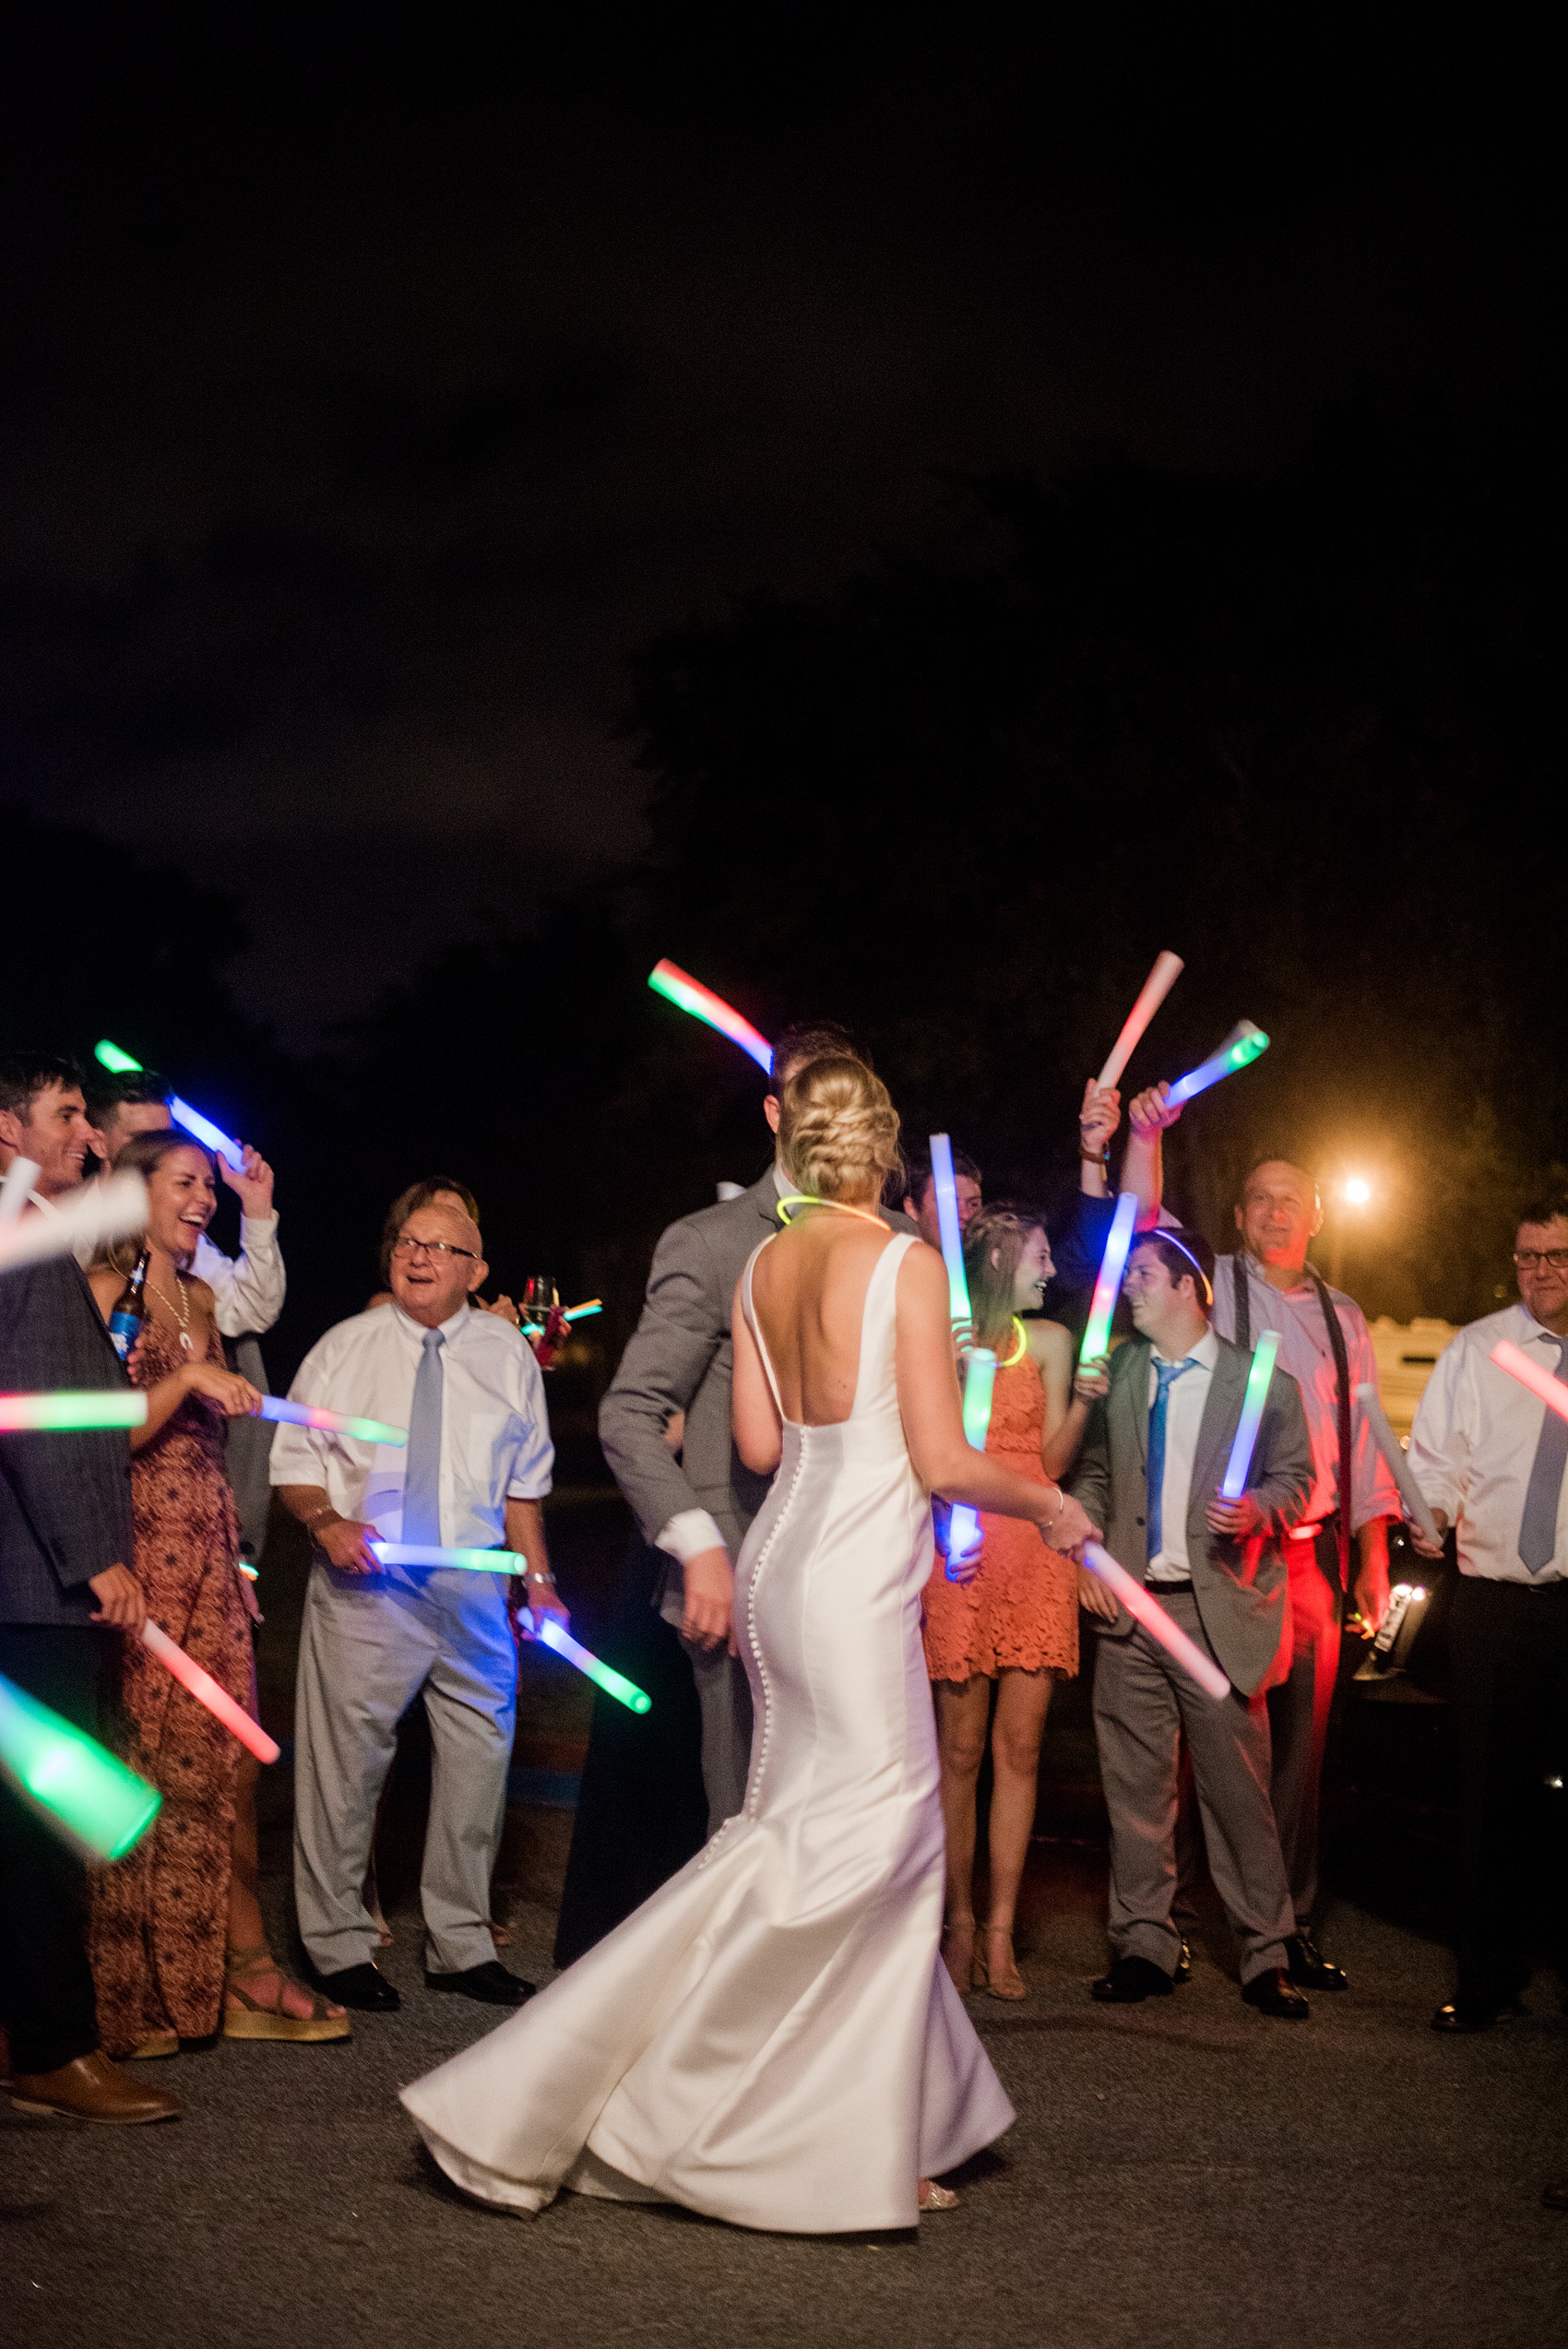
[1146,1576,1193,1592]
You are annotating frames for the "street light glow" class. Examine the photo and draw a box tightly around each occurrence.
[1344,1177,1372,1204]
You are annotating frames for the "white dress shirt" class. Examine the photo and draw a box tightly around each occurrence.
[1407,1303,1567,1584]
[1214,1254,1398,1533]
[193,1219,285,1338]
[1145,1325,1219,1583]
[269,1300,553,1549]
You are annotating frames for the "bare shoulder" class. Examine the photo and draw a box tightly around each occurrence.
[1028,1317,1072,1367]
[897,1235,949,1299]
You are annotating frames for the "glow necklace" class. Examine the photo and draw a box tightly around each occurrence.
[998,1316,1028,1369]
[775,1193,887,1230]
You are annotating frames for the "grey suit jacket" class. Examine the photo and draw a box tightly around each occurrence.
[599,1169,912,1559]
[0,1253,137,1627]
[1070,1331,1313,1697]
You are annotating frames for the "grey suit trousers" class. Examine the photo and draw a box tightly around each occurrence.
[1093,1592,1293,1985]
[293,1562,517,1975]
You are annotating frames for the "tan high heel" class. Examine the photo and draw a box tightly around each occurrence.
[981,1924,1026,2000]
[223,1948,351,2042]
[919,2179,959,2211]
[940,1919,978,1993]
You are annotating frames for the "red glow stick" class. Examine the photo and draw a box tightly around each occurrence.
[140,1621,279,1762]
[647,960,774,1074]
[1081,1542,1231,1701]
[1491,1340,1568,1428]
[1095,951,1185,1088]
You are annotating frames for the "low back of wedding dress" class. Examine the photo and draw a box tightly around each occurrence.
[402,1221,1014,2234]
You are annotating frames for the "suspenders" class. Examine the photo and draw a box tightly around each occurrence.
[1229,1255,1354,1592]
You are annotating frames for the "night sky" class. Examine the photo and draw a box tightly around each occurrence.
[2,18,1543,1041]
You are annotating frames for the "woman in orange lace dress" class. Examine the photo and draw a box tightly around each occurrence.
[921,1204,1109,2001]
[85,1133,343,2056]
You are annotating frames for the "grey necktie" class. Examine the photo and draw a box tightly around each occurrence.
[402,1328,445,1546]
[1517,1335,1568,1573]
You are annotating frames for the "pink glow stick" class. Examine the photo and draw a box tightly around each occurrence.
[1491,1339,1568,1427]
[1095,951,1184,1089]
[647,959,774,1074]
[1081,1542,1230,1701]
[140,1621,279,1762]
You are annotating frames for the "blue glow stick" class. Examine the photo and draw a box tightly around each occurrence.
[92,1041,246,1172]
[1219,1331,1280,1500]
[369,1542,527,1572]
[1165,1020,1270,1109]
[946,1345,998,1574]
[928,1133,971,1329]
[1079,1191,1139,1369]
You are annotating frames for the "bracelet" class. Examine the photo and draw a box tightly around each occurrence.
[302,1505,339,1536]
[525,1568,555,1586]
[1078,1144,1110,1163]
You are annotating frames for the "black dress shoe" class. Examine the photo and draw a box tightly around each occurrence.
[314,1963,400,2013]
[1241,1968,1310,2019]
[1091,1955,1174,2004]
[1173,1938,1194,1987]
[1285,1930,1347,1990]
[1431,1996,1522,2035]
[425,1959,535,2007]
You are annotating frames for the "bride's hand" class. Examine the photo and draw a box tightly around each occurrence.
[682,1547,735,1655]
[1041,1489,1098,1559]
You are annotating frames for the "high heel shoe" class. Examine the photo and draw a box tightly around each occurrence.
[918,2179,959,2212]
[940,1920,978,1993]
[981,1924,1026,2000]
[223,1947,351,2042]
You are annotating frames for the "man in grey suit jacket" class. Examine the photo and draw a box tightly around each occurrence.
[599,1020,912,1833]
[1071,1227,1314,2017]
[0,1047,176,2121]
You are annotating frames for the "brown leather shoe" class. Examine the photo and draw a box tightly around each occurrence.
[10,2050,181,2124]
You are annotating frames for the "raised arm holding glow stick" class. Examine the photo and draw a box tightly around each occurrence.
[92,1040,245,1171]
[1079,1190,1140,1370]
[1095,951,1184,1089]
[139,1621,280,1764]
[1081,1542,1231,1701]
[1353,1381,1440,1547]
[0,1170,148,1276]
[1164,1019,1270,1109]
[0,1670,162,1861]
[647,960,774,1074]
[1220,1331,1282,1501]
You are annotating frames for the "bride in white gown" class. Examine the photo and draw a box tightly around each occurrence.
[401,1057,1096,2232]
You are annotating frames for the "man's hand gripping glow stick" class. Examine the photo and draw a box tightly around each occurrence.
[1081,1543,1231,1701]
[369,1542,527,1572]
[529,1614,652,1713]
[647,961,774,1074]
[140,1621,280,1763]
[260,1397,408,1445]
[1165,1020,1270,1109]
[93,1040,245,1171]
[1080,1191,1140,1370]
[1096,952,1184,1089]
[1353,1381,1440,1547]
[1220,1332,1281,1500]
[0,1669,162,1860]
[0,1172,149,1277]
[0,1392,148,1432]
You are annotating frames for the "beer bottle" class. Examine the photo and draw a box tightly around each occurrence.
[108,1250,150,1363]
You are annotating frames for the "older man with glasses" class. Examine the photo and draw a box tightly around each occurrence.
[272,1191,562,2012]
[1408,1193,1568,2034]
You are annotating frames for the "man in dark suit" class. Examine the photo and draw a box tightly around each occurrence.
[0,1048,178,2122]
[556,1023,910,1963]
[1071,1227,1314,2018]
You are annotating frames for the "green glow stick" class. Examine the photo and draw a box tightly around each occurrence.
[0,1392,148,1432]
[369,1543,527,1572]
[0,1670,161,1860]
[1166,1019,1270,1107]
[1220,1330,1280,1498]
[947,1345,999,1575]
[536,1617,652,1713]
[94,1038,144,1074]
[1079,1191,1139,1369]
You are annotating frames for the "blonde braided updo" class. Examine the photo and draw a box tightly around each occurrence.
[778,1056,902,1204]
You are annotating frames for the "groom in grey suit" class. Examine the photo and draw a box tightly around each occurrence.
[1072,1228,1315,2016]
[599,1021,912,1833]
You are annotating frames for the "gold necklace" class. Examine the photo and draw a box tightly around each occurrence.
[776,1193,888,1230]
[151,1268,195,1357]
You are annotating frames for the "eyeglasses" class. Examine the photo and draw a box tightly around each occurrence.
[1514,1249,1568,1271]
[391,1236,478,1263]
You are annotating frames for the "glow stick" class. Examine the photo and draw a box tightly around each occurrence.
[0,1670,161,1861]
[947,1346,998,1574]
[259,1397,408,1445]
[1491,1340,1568,1428]
[647,959,773,1074]
[0,1391,148,1432]
[1220,1331,1281,1500]
[1079,1191,1139,1369]
[533,1615,652,1713]
[0,1171,148,1275]
[169,1097,245,1172]
[0,1157,39,1228]
[93,1038,143,1074]
[369,1542,528,1572]
[1096,951,1185,1088]
[563,1299,602,1323]
[139,1621,279,1763]
[1353,1381,1440,1547]
[1165,1020,1270,1109]
[928,1133,971,1328]
[1081,1543,1231,1701]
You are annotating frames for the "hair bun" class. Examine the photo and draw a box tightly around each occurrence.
[778,1056,901,1203]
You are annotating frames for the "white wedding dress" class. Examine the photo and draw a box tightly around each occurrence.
[401,1230,1014,2233]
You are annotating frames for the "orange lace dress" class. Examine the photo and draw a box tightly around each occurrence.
[89,1321,252,2053]
[921,1349,1078,1683]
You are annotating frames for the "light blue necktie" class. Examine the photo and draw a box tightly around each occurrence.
[1517,1335,1568,1573]
[1146,1357,1197,1562]
[402,1328,445,1546]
